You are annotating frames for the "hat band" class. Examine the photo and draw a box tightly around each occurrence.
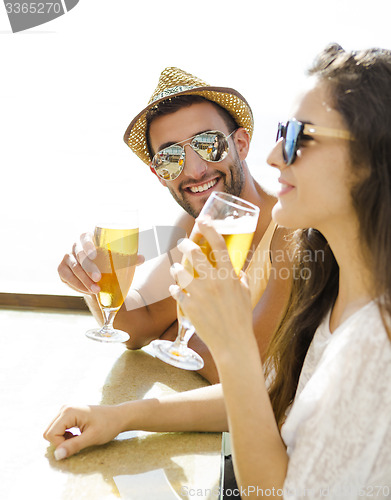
[151,85,198,104]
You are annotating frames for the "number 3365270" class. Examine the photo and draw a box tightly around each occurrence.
[5,3,62,14]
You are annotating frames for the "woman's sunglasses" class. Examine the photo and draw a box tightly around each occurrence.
[151,129,236,181]
[276,119,354,166]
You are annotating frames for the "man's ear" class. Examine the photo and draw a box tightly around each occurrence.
[233,127,250,161]
[149,165,167,187]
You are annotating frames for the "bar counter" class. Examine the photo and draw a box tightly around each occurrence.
[0,307,222,500]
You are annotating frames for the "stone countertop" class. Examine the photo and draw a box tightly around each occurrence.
[0,308,221,500]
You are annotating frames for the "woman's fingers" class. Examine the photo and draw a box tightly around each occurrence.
[169,221,253,353]
[178,237,210,269]
[43,406,79,450]
[52,428,97,461]
[43,405,118,461]
[169,283,186,303]
[170,262,194,290]
[196,219,234,271]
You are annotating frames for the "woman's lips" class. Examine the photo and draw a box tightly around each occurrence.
[277,178,295,197]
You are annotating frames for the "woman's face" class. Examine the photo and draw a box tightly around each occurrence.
[267,79,357,234]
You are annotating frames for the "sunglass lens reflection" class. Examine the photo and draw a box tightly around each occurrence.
[153,145,184,180]
[153,131,230,180]
[191,131,229,162]
[284,122,296,164]
[281,121,302,165]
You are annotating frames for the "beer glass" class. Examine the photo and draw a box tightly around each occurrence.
[85,211,139,343]
[152,192,259,370]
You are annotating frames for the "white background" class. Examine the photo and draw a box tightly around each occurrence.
[1,0,390,293]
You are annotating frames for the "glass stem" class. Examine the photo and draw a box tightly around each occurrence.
[170,321,195,355]
[100,307,120,334]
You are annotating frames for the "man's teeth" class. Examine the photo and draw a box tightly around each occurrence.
[189,179,218,193]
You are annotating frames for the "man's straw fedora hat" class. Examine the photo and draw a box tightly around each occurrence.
[123,67,254,166]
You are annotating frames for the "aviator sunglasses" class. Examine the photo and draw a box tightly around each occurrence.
[276,118,354,166]
[151,129,236,181]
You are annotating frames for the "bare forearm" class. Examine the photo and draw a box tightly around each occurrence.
[44,376,227,460]
[117,384,228,433]
[189,334,219,384]
[216,337,288,494]
[121,293,178,349]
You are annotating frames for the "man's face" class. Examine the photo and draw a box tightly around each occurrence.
[148,101,245,218]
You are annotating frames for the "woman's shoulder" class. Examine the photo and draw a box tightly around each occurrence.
[333,300,391,350]
[309,302,391,382]
[292,301,391,419]
[283,301,391,489]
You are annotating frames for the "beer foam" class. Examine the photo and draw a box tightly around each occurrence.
[211,215,257,234]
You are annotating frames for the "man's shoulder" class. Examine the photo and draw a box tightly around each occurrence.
[172,211,194,236]
[253,179,277,205]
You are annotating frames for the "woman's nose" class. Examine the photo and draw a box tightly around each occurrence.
[266,138,286,171]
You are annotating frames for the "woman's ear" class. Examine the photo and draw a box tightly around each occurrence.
[233,128,250,161]
[150,165,167,187]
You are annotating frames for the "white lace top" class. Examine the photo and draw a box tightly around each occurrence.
[281,301,391,499]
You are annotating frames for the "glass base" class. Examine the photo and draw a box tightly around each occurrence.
[151,339,204,370]
[85,327,130,343]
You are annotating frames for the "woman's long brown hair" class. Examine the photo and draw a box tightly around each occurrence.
[265,44,391,428]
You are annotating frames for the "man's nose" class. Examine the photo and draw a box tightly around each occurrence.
[183,145,208,179]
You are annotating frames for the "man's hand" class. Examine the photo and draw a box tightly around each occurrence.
[58,233,143,295]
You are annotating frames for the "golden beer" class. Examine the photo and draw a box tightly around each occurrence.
[94,226,139,309]
[191,231,254,275]
[177,219,255,332]
[185,217,256,276]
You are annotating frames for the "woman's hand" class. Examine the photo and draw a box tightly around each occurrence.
[170,220,254,357]
[43,404,124,460]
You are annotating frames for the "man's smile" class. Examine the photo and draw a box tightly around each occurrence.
[185,177,219,194]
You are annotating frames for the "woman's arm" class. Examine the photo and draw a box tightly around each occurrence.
[171,221,288,493]
[44,384,227,460]
[217,339,288,494]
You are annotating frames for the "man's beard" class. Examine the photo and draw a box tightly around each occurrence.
[168,156,245,218]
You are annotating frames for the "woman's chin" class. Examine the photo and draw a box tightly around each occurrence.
[272,203,295,228]
[272,203,311,231]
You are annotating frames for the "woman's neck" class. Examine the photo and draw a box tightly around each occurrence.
[322,219,374,333]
